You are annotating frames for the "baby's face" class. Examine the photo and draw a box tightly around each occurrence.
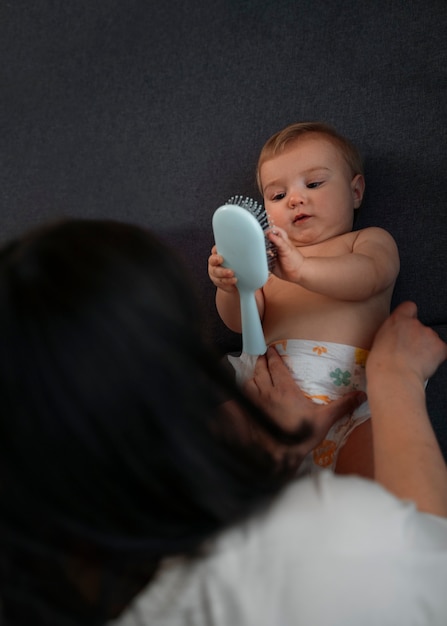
[260,135,364,247]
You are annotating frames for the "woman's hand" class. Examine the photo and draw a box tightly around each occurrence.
[367,301,447,385]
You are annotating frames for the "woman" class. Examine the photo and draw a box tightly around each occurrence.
[0,218,446,625]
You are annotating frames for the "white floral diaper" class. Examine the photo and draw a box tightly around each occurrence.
[228,339,370,475]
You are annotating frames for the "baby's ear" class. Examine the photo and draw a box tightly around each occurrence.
[351,174,365,208]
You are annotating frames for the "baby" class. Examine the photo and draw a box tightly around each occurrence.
[208,122,400,474]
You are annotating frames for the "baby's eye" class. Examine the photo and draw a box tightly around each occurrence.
[307,181,323,189]
[271,192,286,201]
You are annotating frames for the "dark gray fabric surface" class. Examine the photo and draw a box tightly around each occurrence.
[1,1,446,456]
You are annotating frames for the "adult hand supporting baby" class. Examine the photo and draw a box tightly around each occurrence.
[243,346,366,463]
[366,301,447,516]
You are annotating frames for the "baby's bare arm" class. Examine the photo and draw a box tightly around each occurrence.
[269,227,399,301]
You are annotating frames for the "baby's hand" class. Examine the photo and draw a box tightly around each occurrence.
[267,226,304,283]
[208,245,238,293]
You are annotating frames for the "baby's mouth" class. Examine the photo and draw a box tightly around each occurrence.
[293,213,310,223]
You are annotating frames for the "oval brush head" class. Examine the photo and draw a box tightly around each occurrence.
[212,196,276,355]
[226,195,277,272]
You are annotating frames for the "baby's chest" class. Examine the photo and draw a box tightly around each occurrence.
[261,279,331,338]
[263,278,329,317]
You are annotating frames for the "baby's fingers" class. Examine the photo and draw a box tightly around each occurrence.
[208,265,237,290]
[208,249,224,267]
[208,248,238,290]
[209,263,235,279]
[267,226,289,246]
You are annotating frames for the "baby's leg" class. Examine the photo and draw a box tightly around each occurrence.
[335,419,374,478]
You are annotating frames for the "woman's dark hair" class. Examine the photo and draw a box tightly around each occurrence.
[0,219,310,624]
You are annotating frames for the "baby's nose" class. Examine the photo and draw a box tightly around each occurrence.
[288,189,305,207]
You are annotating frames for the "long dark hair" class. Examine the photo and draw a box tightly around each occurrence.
[0,219,309,624]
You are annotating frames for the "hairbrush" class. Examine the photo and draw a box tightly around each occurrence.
[226,195,277,272]
[212,196,276,355]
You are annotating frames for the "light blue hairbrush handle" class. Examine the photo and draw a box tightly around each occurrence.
[212,204,268,355]
[238,286,267,355]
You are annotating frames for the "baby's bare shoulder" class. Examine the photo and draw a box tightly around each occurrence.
[352,226,396,246]
[352,227,400,275]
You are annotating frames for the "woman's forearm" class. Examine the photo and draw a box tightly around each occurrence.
[365,302,447,517]
[368,372,447,517]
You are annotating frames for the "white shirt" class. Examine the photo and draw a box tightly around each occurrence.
[112,473,447,625]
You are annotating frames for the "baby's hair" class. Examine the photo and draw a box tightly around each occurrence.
[256,121,364,193]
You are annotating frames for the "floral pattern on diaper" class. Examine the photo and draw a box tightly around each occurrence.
[271,339,288,352]
[312,345,328,356]
[313,439,337,467]
[304,392,331,404]
[330,368,352,387]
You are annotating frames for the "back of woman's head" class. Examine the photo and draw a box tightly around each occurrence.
[0,219,282,624]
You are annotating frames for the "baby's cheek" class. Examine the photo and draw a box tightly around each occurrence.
[269,213,289,232]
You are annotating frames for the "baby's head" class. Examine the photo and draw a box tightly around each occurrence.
[256,121,363,194]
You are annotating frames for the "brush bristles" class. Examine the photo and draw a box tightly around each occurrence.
[226,195,277,272]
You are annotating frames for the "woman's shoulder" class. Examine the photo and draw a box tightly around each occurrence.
[112,474,447,626]
[230,472,447,555]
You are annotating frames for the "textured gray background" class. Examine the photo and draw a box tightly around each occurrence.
[1,0,446,454]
